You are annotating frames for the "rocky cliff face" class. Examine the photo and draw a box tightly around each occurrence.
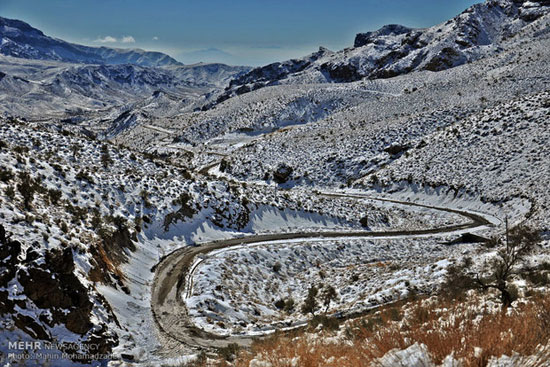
[215,0,549,105]
[353,24,413,48]
[205,47,333,107]
[0,224,118,363]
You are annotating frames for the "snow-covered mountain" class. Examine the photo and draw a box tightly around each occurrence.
[0,16,181,67]
[1,0,550,365]
[216,0,549,104]
[0,55,249,125]
[0,16,252,125]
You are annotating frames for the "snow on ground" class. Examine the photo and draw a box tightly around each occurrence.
[186,236,477,336]
[0,118,478,364]
[368,91,550,231]
[182,33,550,201]
[0,3,548,366]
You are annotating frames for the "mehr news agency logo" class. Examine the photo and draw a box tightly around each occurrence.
[4,341,113,362]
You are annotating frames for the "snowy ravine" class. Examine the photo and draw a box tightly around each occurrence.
[1,119,495,365]
[0,0,549,365]
[147,190,504,355]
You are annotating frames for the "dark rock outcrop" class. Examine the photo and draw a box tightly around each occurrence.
[354,24,413,47]
[89,218,137,285]
[384,144,410,156]
[228,47,330,87]
[273,163,294,184]
[0,224,117,361]
[319,63,363,83]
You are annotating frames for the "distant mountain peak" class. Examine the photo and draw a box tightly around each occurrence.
[0,17,45,37]
[0,16,182,67]
[354,24,414,47]
[213,0,549,105]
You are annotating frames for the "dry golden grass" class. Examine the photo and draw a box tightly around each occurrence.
[231,293,550,367]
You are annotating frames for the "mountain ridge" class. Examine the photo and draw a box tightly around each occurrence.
[0,16,182,67]
[214,0,549,105]
[0,53,250,123]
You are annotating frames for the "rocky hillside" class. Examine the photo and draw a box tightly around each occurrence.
[0,1,549,365]
[0,17,250,126]
[142,7,550,234]
[0,54,248,129]
[1,117,423,364]
[216,0,549,104]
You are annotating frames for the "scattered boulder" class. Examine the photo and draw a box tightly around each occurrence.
[46,246,75,274]
[273,163,294,184]
[447,233,489,245]
[121,353,135,362]
[13,314,51,340]
[384,143,409,156]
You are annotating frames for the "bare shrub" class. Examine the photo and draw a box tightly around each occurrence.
[235,295,550,367]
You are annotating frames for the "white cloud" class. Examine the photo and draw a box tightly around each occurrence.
[121,36,136,43]
[152,36,159,41]
[94,36,117,43]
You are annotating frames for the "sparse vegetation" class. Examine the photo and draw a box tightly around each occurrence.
[234,293,550,367]
[75,170,94,184]
[321,285,338,312]
[309,314,340,331]
[1,4,550,365]
[17,171,38,209]
[5,185,15,200]
[445,223,541,307]
[217,343,240,362]
[301,285,319,316]
[100,144,112,169]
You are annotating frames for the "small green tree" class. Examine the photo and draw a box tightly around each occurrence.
[5,185,15,200]
[284,297,295,314]
[91,212,103,230]
[217,343,239,362]
[475,222,540,307]
[17,172,36,210]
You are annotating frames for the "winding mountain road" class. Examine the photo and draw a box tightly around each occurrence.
[151,192,497,351]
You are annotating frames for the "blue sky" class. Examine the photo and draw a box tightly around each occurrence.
[0,0,481,66]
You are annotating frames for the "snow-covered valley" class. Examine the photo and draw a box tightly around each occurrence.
[1,1,550,366]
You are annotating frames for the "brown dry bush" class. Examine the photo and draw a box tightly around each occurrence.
[233,294,550,367]
[235,334,367,367]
